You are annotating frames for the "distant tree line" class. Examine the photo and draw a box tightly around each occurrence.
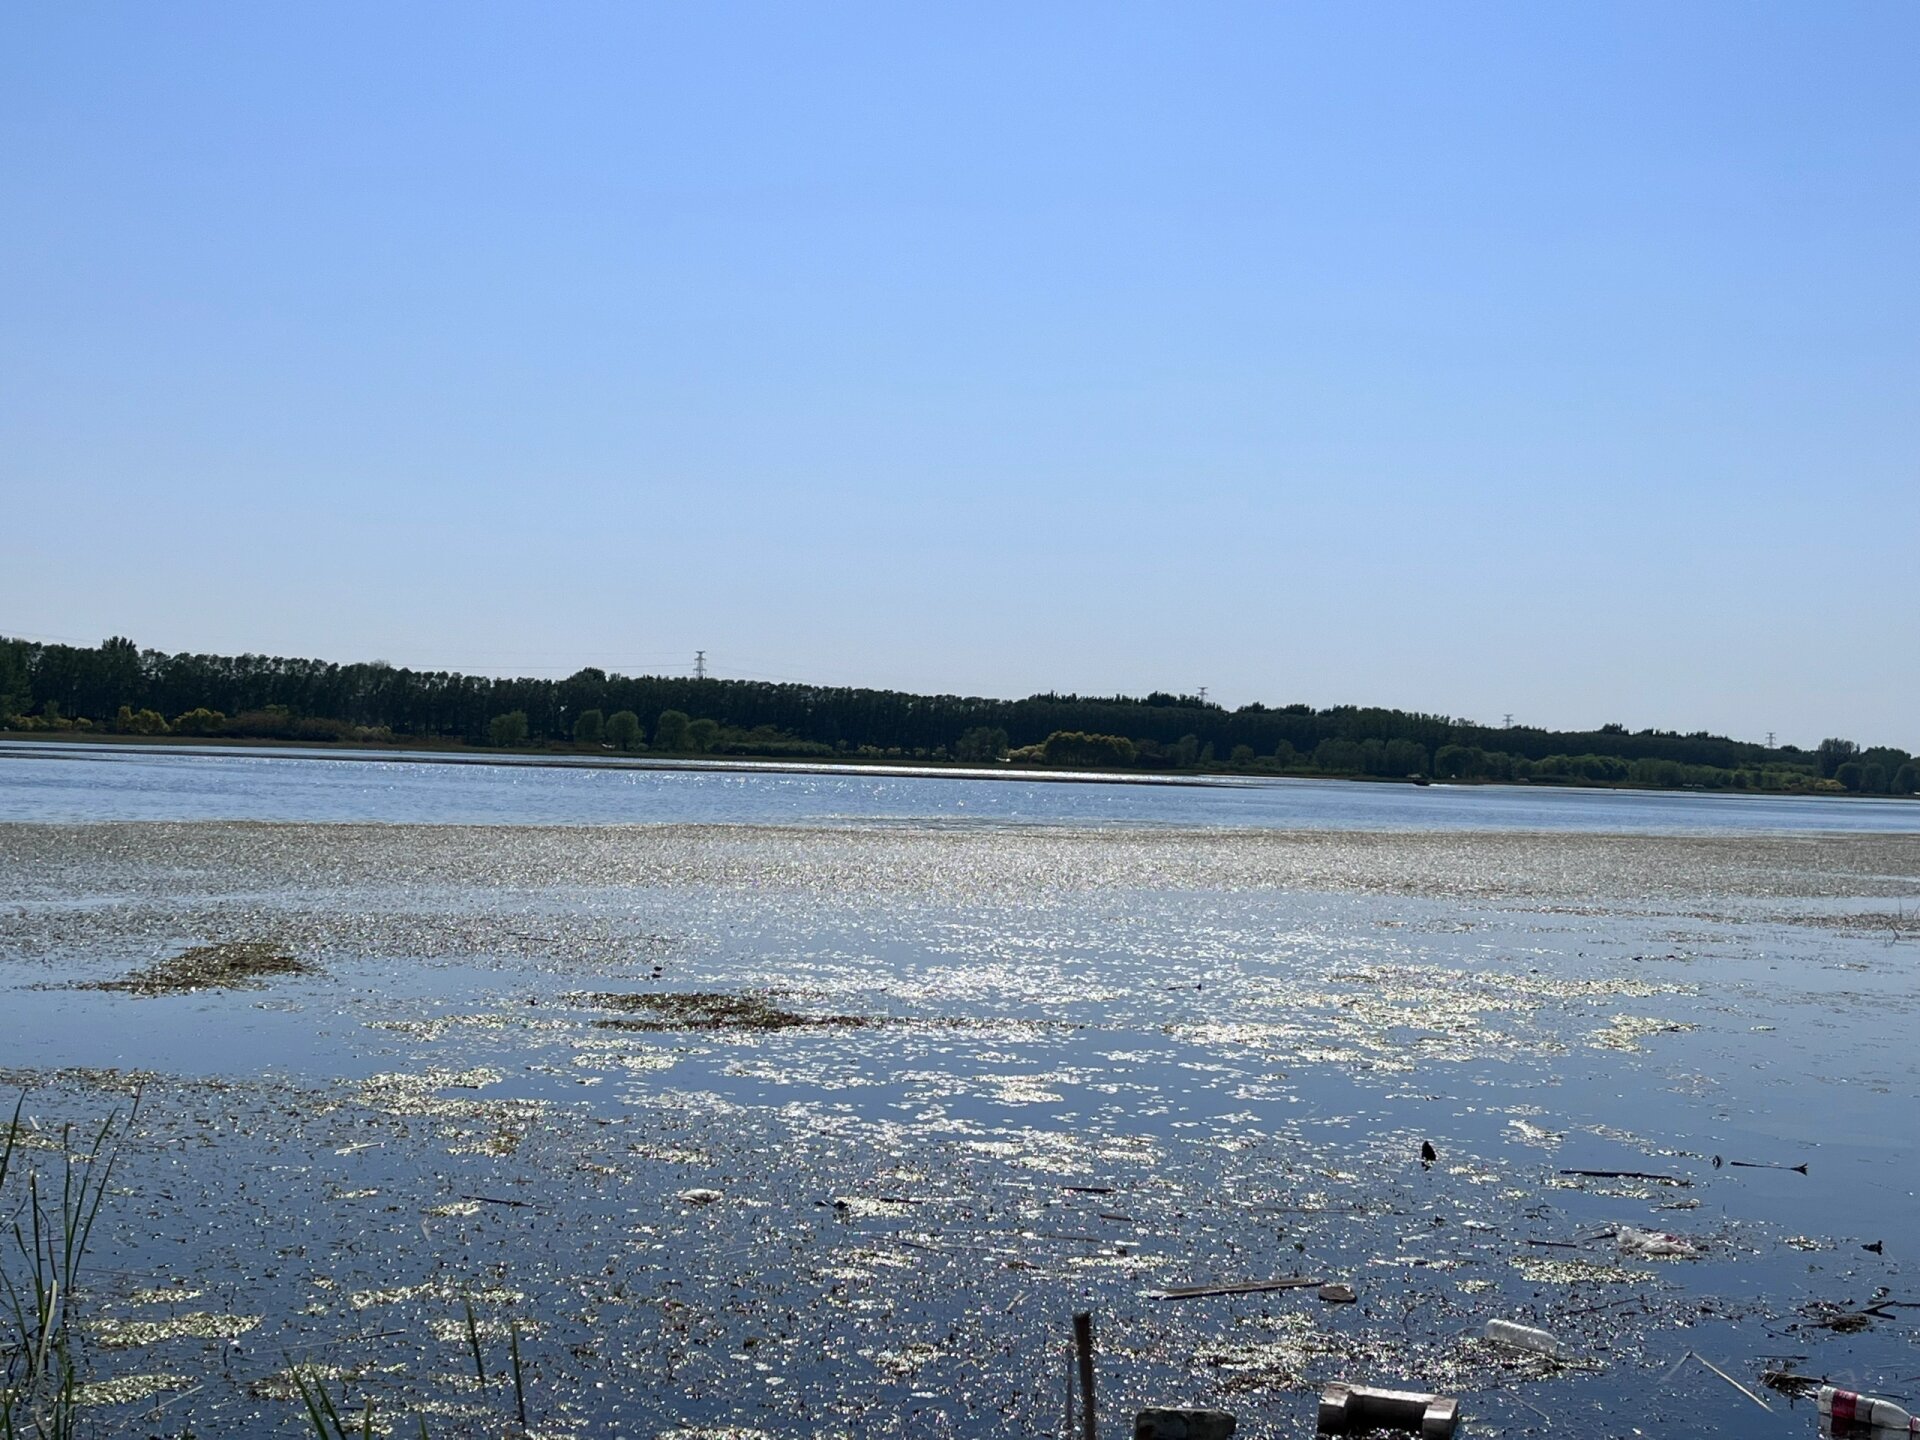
[2,635,1914,795]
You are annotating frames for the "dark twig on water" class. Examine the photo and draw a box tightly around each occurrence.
[1150,1276,1322,1300]
[1558,1169,1690,1186]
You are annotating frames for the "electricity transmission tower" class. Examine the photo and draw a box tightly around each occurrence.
[693,650,707,681]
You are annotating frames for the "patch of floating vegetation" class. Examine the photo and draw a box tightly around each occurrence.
[348,1281,524,1311]
[425,1314,537,1343]
[1506,1118,1564,1149]
[571,1038,678,1074]
[1510,1256,1649,1285]
[577,990,872,1032]
[357,1067,509,1115]
[1780,910,1920,935]
[91,1311,261,1348]
[83,941,314,995]
[248,1362,408,1402]
[371,1012,571,1041]
[126,1286,204,1305]
[71,1372,191,1406]
[1588,1014,1698,1051]
[1193,1314,1346,1390]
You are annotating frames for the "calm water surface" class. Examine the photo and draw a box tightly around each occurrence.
[4,738,1918,832]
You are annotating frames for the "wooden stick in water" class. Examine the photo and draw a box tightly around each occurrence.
[1151,1277,1322,1300]
[1074,1311,1097,1440]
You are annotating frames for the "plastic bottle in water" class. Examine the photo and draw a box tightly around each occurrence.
[1820,1386,1920,1433]
[1483,1319,1565,1359]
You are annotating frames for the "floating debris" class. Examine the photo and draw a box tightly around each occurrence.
[1761,1369,1821,1398]
[1151,1276,1321,1301]
[1483,1319,1565,1359]
[1317,1382,1459,1437]
[1558,1169,1690,1187]
[1616,1226,1700,1259]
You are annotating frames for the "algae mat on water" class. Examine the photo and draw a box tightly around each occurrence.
[81,941,315,995]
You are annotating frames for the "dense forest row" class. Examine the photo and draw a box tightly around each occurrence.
[2,635,1915,795]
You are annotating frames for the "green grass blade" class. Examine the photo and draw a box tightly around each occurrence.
[509,1318,527,1427]
[463,1296,486,1389]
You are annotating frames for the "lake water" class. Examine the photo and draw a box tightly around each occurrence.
[5,738,1919,833]
[2,742,1917,1438]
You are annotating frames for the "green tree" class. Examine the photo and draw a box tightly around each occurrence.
[686,717,721,753]
[654,709,691,751]
[487,710,530,747]
[1383,738,1428,777]
[1817,737,1860,778]
[573,708,606,745]
[171,707,226,736]
[1892,762,1919,795]
[954,726,1010,762]
[1313,738,1365,773]
[1041,731,1137,767]
[605,710,642,750]
[1229,744,1256,768]
[1835,761,1865,792]
[0,643,28,723]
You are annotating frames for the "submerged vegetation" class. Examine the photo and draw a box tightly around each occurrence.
[4,634,1914,794]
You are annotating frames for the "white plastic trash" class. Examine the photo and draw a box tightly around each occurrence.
[1483,1319,1565,1359]
[1616,1226,1698,1258]
[1819,1385,1920,1433]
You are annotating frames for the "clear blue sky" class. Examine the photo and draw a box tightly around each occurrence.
[4,4,1914,747]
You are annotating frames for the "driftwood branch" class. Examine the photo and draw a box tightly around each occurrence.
[1150,1277,1322,1301]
